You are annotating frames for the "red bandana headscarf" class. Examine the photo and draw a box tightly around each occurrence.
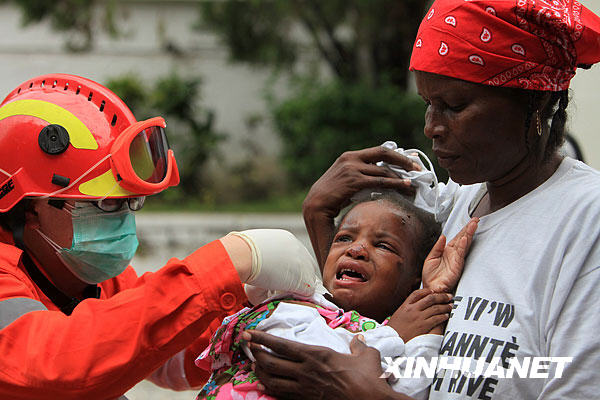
[409,0,600,91]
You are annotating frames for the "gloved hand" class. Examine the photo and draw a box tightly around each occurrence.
[244,285,275,306]
[228,229,328,298]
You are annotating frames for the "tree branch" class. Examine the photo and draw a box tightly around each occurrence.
[291,0,347,79]
[304,0,351,68]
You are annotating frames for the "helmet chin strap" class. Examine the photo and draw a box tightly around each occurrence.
[11,206,100,315]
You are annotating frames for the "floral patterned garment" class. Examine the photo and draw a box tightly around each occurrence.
[195,297,386,400]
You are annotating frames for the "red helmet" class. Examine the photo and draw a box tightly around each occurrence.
[0,74,179,212]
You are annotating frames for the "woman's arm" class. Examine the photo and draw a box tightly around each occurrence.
[244,330,417,400]
[303,146,417,268]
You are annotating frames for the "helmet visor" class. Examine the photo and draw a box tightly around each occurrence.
[129,126,169,184]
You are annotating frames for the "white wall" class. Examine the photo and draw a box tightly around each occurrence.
[569,0,600,168]
[0,1,283,165]
[0,0,597,168]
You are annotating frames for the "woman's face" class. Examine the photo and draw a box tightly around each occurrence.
[322,201,421,322]
[415,71,531,185]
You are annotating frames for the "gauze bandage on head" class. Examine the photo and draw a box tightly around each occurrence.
[377,141,458,222]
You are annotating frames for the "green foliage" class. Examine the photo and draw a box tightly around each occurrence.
[105,74,146,113]
[7,0,122,51]
[10,0,430,86]
[106,72,223,200]
[273,80,434,188]
[199,0,430,89]
[8,0,444,208]
[199,0,296,67]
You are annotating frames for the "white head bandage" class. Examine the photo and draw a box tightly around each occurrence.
[377,141,459,223]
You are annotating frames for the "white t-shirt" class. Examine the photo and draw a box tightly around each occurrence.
[428,157,600,399]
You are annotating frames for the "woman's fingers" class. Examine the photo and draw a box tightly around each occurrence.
[252,367,303,400]
[455,235,469,259]
[360,175,414,193]
[250,342,300,373]
[357,162,393,177]
[425,234,446,262]
[355,146,419,171]
[349,334,367,351]
[449,217,479,247]
[450,218,478,261]
[346,159,414,194]
[244,330,320,362]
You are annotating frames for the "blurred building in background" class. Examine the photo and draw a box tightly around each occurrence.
[0,0,283,166]
[1,0,597,170]
[1,1,598,398]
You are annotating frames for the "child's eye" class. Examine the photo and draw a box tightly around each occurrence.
[376,242,395,252]
[334,234,352,243]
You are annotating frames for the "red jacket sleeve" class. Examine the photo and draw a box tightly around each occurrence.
[0,239,246,400]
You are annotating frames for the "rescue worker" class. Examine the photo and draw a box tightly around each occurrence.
[0,74,320,400]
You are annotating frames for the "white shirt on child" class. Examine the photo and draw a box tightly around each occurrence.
[251,293,442,399]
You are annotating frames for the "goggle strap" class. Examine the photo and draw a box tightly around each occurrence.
[97,180,121,202]
[40,154,112,200]
[0,167,14,178]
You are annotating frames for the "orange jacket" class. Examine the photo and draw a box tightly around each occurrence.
[0,231,245,400]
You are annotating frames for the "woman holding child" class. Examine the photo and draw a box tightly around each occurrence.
[245,1,600,399]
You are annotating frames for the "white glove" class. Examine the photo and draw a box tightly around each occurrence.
[228,229,328,298]
[243,285,275,306]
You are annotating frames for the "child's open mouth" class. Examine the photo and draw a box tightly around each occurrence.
[336,268,367,282]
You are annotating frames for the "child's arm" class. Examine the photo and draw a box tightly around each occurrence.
[386,288,453,342]
[422,217,479,293]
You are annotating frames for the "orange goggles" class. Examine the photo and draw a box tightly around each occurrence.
[109,117,179,195]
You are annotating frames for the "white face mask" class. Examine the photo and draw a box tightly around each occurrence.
[377,141,459,222]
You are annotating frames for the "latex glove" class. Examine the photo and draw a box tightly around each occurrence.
[244,285,274,306]
[228,229,328,298]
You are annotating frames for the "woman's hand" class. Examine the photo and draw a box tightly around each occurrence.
[387,289,453,341]
[243,331,415,400]
[422,217,479,293]
[303,146,418,268]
